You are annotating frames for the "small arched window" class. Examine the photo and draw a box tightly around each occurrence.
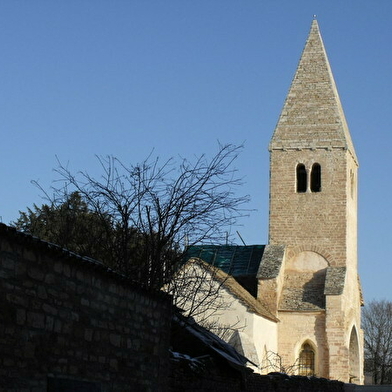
[310,163,321,192]
[298,342,315,376]
[296,164,307,193]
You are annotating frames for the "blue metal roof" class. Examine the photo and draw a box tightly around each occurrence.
[186,245,265,277]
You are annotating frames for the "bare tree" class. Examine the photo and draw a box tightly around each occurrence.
[260,351,301,375]
[166,258,248,333]
[23,143,249,290]
[362,299,392,384]
[167,260,229,321]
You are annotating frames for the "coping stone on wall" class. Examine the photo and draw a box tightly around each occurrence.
[0,223,169,302]
[257,245,286,279]
[324,267,346,295]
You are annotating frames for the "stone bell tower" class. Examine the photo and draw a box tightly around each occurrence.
[267,19,363,383]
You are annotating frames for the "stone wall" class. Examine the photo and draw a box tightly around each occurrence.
[277,311,329,378]
[0,224,171,392]
[170,360,350,392]
[269,149,350,266]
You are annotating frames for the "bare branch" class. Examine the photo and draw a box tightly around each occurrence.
[16,143,250,291]
[362,300,392,384]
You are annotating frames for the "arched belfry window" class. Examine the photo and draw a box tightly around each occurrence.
[298,342,315,376]
[296,164,307,193]
[310,163,321,192]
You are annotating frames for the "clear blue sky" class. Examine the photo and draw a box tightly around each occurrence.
[0,1,390,302]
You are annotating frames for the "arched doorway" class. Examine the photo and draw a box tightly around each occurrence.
[349,327,360,383]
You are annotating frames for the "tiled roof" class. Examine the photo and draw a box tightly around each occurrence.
[279,270,327,311]
[186,245,266,277]
[269,19,357,164]
[172,312,253,370]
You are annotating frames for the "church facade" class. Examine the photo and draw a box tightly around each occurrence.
[184,20,363,384]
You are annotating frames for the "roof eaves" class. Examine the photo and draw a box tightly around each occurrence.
[173,312,255,370]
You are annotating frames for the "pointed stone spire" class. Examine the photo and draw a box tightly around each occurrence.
[270,20,357,163]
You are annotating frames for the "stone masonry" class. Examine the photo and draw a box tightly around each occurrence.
[265,19,363,383]
[0,224,171,392]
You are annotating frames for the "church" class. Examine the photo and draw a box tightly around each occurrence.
[183,19,364,384]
